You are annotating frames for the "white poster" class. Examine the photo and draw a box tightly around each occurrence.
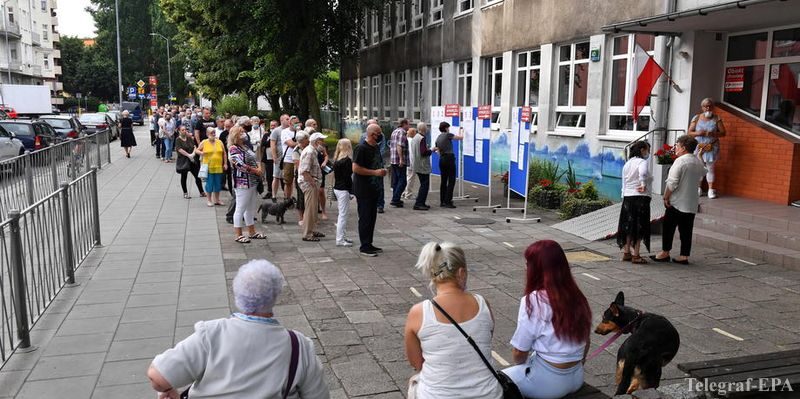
[475,141,484,163]
[518,145,526,170]
[477,126,491,141]
[509,128,519,164]
[430,107,445,149]
[462,119,475,156]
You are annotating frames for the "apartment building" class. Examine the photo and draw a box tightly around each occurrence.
[0,0,63,106]
[341,0,800,205]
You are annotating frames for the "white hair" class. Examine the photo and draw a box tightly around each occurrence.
[417,122,427,131]
[233,259,285,314]
[236,116,250,126]
[251,116,260,123]
[415,242,467,293]
[122,110,130,117]
[304,126,316,134]
[295,131,310,142]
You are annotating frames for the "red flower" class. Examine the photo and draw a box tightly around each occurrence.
[575,182,582,186]
[670,154,677,159]
[655,149,665,156]
[539,179,552,187]
[567,188,579,194]
[662,144,672,151]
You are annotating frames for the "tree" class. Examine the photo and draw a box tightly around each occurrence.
[59,37,85,95]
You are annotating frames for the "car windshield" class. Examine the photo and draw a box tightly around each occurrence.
[0,123,33,136]
[80,114,106,124]
[42,119,71,128]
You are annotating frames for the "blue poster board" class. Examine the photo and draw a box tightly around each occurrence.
[462,107,491,186]
[509,108,530,196]
[430,106,460,177]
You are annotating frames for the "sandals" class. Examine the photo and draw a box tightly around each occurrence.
[631,255,648,264]
[200,192,207,197]
[249,232,267,240]
[207,202,214,207]
[312,232,326,238]
[622,253,633,262]
[302,236,320,242]
[215,202,225,206]
[235,235,251,243]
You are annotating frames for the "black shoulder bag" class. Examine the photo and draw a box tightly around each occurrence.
[430,299,523,399]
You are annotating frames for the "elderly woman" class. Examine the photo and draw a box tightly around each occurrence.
[404,242,502,399]
[688,97,726,199]
[196,127,227,207]
[618,141,652,264]
[119,110,136,158]
[229,125,266,243]
[147,260,330,398]
[299,131,327,241]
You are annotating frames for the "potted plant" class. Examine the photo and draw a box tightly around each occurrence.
[654,144,678,165]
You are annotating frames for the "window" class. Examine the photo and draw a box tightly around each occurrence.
[411,0,423,30]
[10,49,17,60]
[430,0,443,23]
[431,66,443,106]
[43,25,48,40]
[516,50,541,126]
[483,56,503,123]
[382,4,392,40]
[397,72,407,118]
[412,69,423,120]
[483,0,503,6]
[383,73,393,119]
[344,80,351,118]
[457,60,473,105]
[370,10,379,45]
[458,0,474,14]
[43,56,48,69]
[41,0,47,11]
[361,78,368,118]
[396,2,407,35]
[371,76,380,118]
[8,8,14,23]
[360,11,368,48]
[556,41,590,129]
[724,26,800,136]
[607,34,655,133]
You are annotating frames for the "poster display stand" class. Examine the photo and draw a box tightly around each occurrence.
[471,105,501,212]
[430,106,478,203]
[493,107,540,223]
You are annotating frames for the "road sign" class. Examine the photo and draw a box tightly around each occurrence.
[149,76,158,86]
[128,87,136,95]
[137,94,144,99]
[137,80,145,88]
[75,92,82,99]
[137,87,145,94]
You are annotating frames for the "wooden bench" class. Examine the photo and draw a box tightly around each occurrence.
[564,383,610,398]
[678,349,800,397]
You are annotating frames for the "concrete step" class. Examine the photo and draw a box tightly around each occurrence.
[694,213,800,251]
[698,201,800,232]
[693,227,800,271]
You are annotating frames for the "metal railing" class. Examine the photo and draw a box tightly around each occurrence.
[0,131,111,221]
[0,168,101,365]
[624,128,686,160]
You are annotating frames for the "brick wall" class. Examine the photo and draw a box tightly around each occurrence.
[714,107,800,205]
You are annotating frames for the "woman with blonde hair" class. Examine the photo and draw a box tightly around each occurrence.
[332,139,354,247]
[404,242,502,399]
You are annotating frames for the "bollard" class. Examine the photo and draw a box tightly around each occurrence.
[90,167,102,246]
[50,146,59,191]
[95,133,102,170]
[60,182,77,285]
[106,131,111,165]
[8,210,33,351]
[23,151,34,206]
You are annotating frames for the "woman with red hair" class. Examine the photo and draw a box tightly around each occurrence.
[503,240,592,399]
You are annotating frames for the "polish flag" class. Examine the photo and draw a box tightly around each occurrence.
[631,44,665,121]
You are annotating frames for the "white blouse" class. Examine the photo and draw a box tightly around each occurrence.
[621,157,652,198]
[510,292,586,364]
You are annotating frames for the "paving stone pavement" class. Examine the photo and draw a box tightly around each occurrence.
[2,124,799,398]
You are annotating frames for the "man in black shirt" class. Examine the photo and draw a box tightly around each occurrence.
[353,123,387,257]
[434,121,463,208]
[193,107,215,145]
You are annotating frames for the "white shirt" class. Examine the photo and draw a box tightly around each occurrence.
[248,126,263,148]
[152,316,329,399]
[281,128,296,160]
[158,118,176,138]
[621,157,652,197]
[510,292,586,364]
[665,153,706,214]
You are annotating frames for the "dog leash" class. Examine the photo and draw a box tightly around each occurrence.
[585,312,643,362]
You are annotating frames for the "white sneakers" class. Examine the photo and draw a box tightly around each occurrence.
[336,238,354,247]
[698,187,704,197]
[708,189,717,199]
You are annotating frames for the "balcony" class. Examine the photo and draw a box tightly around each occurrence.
[0,61,23,72]
[51,97,64,105]
[31,32,41,47]
[51,32,59,42]
[51,15,58,26]
[31,65,42,76]
[53,65,61,75]
[52,81,63,91]
[52,49,60,59]
[0,21,22,40]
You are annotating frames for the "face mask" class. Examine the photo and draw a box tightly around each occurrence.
[375,134,384,144]
[704,111,713,118]
[293,123,301,130]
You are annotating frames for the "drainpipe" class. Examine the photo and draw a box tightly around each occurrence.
[652,0,678,195]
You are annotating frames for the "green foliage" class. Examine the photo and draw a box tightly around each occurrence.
[541,160,567,184]
[215,93,258,117]
[575,180,600,201]
[564,160,578,191]
[527,158,547,190]
[315,71,340,110]
[559,197,613,220]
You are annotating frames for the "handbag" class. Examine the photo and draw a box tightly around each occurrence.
[430,299,523,399]
[198,163,209,180]
[180,329,300,399]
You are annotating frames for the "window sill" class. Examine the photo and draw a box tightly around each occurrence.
[454,10,473,19]
[481,0,504,10]
[599,133,645,143]
[428,19,443,26]
[548,130,585,138]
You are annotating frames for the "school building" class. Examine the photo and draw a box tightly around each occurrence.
[340,0,800,205]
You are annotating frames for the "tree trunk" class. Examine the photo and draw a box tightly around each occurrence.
[267,93,281,117]
[305,77,321,124]
[297,86,309,121]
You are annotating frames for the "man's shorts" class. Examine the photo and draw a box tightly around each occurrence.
[273,161,282,179]
[283,162,295,182]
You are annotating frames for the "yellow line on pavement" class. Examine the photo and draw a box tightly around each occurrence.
[734,258,757,266]
[713,328,744,341]
[581,273,601,281]
[409,287,422,298]
[502,242,514,248]
[492,351,510,366]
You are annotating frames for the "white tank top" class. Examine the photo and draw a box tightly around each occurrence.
[416,294,503,399]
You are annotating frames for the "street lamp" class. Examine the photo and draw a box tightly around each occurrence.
[2,0,13,83]
[150,33,172,105]
[114,0,123,105]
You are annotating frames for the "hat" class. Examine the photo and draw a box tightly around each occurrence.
[309,132,328,142]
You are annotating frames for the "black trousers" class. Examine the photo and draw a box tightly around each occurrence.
[439,154,456,205]
[263,160,274,195]
[179,167,204,195]
[356,191,379,251]
[662,207,696,257]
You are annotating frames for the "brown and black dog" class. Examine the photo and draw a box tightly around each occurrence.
[594,291,680,395]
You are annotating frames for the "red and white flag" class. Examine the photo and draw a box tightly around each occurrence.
[631,44,665,121]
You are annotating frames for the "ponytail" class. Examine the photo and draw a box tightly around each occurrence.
[415,242,466,293]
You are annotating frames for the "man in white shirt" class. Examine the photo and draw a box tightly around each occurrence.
[270,115,290,200]
[281,116,300,200]
[651,135,706,265]
[249,116,263,149]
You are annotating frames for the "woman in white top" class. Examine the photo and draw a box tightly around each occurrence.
[404,242,502,399]
[503,240,592,399]
[617,141,653,264]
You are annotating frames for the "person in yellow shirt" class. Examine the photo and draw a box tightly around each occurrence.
[196,127,228,207]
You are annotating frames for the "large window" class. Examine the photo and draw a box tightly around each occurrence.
[361,78,368,118]
[396,2,407,35]
[724,27,800,136]
[430,0,443,23]
[397,72,407,119]
[411,0,424,30]
[457,61,473,105]
[516,49,541,126]
[371,76,381,118]
[370,11,379,45]
[483,56,503,123]
[556,41,590,129]
[382,4,392,40]
[458,0,474,14]
[431,66,443,106]
[607,34,655,133]
[360,11,367,48]
[412,69,423,120]
[344,80,351,118]
[383,74,393,119]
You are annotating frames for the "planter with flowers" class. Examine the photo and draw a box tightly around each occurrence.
[654,143,678,194]
[530,179,567,209]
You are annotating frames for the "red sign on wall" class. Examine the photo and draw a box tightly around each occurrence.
[150,99,158,107]
[149,75,158,86]
[521,106,532,122]
[444,104,460,117]
[724,67,744,93]
[477,105,492,120]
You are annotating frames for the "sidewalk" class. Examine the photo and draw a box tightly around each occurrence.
[0,125,228,398]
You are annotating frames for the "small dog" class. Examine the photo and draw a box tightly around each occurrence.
[594,291,680,395]
[258,199,293,224]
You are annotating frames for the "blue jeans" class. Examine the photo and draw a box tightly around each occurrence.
[415,173,430,207]
[503,354,584,399]
[390,164,407,204]
[163,137,173,160]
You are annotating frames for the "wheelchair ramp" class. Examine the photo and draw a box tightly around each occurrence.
[552,194,665,241]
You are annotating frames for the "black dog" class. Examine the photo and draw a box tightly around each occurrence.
[258,199,293,224]
[594,291,680,395]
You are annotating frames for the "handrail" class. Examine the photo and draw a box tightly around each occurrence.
[623,128,686,159]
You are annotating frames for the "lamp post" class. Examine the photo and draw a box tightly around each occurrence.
[114,0,123,105]
[150,33,172,105]
[2,0,12,83]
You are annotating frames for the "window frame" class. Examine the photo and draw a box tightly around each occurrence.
[382,4,392,41]
[722,24,800,138]
[370,10,380,45]
[344,80,351,118]
[483,56,503,125]
[361,77,368,119]
[431,65,443,107]
[412,69,424,121]
[430,0,443,24]
[607,34,655,136]
[397,72,407,119]
[515,49,541,127]
[482,0,503,8]
[396,2,407,35]
[411,0,424,31]
[383,73,393,120]
[457,0,474,15]
[555,41,590,131]
[371,76,381,118]
[457,60,473,106]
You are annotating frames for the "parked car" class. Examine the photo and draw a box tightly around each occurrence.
[0,123,25,161]
[40,115,85,139]
[101,111,121,139]
[0,105,18,119]
[51,106,61,115]
[0,120,60,151]
[79,113,116,140]
[0,109,8,120]
[121,101,144,125]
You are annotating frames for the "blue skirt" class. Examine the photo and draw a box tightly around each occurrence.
[205,173,223,193]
